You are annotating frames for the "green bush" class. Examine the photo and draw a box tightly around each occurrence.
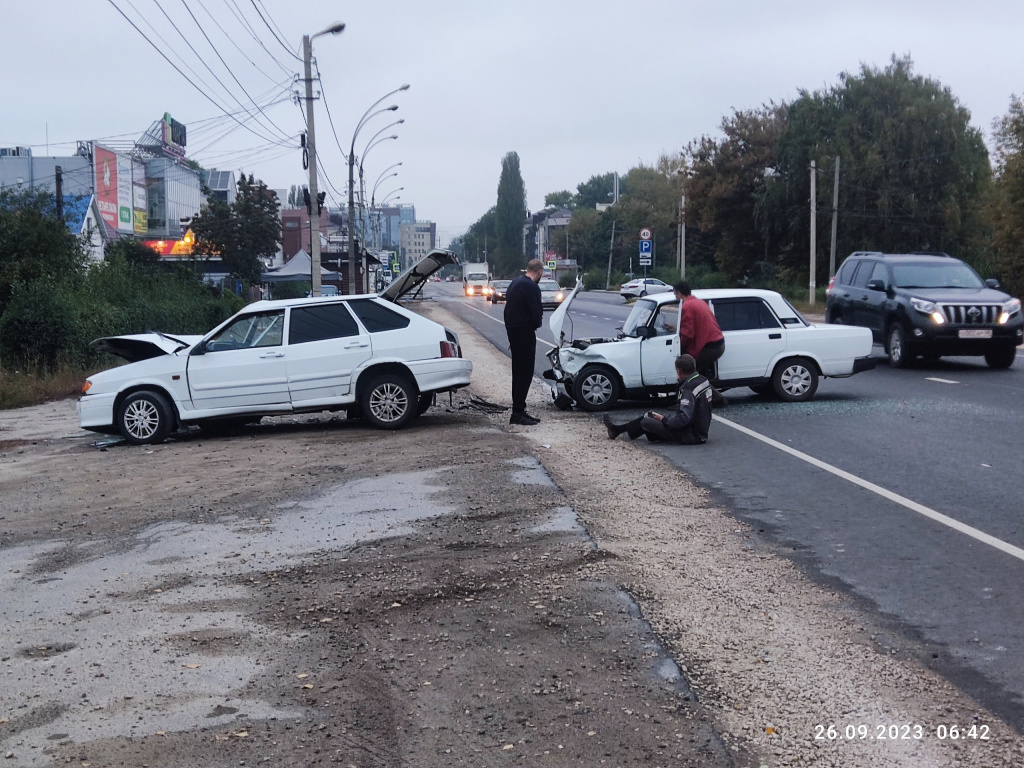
[582,267,611,291]
[0,278,85,368]
[556,271,579,289]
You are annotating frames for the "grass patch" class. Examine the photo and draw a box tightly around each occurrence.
[0,363,88,410]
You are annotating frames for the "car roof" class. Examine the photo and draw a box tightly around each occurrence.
[243,294,380,311]
[844,251,957,263]
[643,288,785,304]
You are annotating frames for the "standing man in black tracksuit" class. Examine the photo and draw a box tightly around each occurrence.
[602,355,713,444]
[504,258,544,426]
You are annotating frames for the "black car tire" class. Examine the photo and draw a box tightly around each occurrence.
[360,373,416,430]
[117,390,174,445]
[985,345,1017,369]
[639,290,647,298]
[825,306,843,324]
[887,324,913,368]
[416,392,434,416]
[771,358,819,402]
[573,366,621,411]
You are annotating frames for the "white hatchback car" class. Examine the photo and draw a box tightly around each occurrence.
[619,277,673,300]
[79,251,472,444]
[545,282,875,410]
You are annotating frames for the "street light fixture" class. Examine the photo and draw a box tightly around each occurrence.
[301,21,345,296]
[348,84,410,292]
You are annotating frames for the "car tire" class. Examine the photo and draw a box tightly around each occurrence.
[573,366,621,411]
[360,373,416,430]
[640,290,647,298]
[887,325,913,368]
[825,307,843,324]
[117,390,174,445]
[771,358,819,402]
[985,345,1017,369]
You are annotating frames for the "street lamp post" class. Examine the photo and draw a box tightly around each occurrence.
[348,84,409,293]
[301,21,344,297]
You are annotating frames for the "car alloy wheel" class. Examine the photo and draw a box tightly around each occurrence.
[573,366,620,411]
[887,325,910,368]
[772,358,818,402]
[117,390,173,445]
[361,374,416,430]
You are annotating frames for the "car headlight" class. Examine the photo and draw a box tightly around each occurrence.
[999,298,1022,324]
[910,297,945,324]
[556,292,564,301]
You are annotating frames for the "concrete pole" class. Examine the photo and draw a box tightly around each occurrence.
[302,35,322,297]
[680,194,686,279]
[829,155,840,279]
[809,160,817,306]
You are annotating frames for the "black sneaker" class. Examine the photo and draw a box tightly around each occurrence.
[509,412,540,426]
[602,414,618,439]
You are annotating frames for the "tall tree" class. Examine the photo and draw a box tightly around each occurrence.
[544,190,575,210]
[0,187,87,315]
[493,152,527,275]
[191,174,281,284]
[988,95,1024,295]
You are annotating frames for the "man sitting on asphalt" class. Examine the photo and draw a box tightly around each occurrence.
[603,354,712,444]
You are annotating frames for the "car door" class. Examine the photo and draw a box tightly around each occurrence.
[640,300,680,386]
[711,298,787,381]
[285,302,373,407]
[855,261,890,340]
[187,310,289,411]
[848,260,879,333]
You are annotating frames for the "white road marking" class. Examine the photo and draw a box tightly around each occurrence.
[925,377,960,384]
[459,302,556,348]
[713,414,1024,564]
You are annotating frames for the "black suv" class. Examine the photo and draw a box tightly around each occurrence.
[826,252,1022,368]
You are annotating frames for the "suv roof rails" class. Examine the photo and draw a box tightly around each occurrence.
[906,251,952,258]
[846,250,883,258]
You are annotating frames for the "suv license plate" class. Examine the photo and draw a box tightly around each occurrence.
[959,329,993,339]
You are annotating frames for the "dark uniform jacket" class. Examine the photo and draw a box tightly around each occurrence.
[503,275,543,330]
[662,373,713,443]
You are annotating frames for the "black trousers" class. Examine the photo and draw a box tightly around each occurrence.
[507,326,537,414]
[694,339,725,378]
[618,415,703,445]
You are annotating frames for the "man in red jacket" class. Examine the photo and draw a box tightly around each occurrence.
[674,281,727,407]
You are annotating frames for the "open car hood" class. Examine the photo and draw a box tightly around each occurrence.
[548,279,584,344]
[90,332,203,363]
[379,249,459,302]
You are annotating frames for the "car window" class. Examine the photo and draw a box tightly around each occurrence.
[851,261,876,288]
[207,311,285,351]
[652,301,680,336]
[348,299,411,332]
[869,261,889,286]
[891,262,985,289]
[289,303,360,345]
[836,259,858,286]
[712,299,782,331]
[622,299,658,336]
[539,280,560,290]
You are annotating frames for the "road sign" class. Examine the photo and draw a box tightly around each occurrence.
[639,228,652,240]
[546,259,557,270]
[639,240,653,255]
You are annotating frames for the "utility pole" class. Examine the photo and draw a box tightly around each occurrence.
[302,34,322,297]
[680,194,686,279]
[829,155,840,279]
[54,166,63,220]
[605,220,616,290]
[809,160,817,306]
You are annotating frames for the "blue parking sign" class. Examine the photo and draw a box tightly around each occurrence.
[639,240,653,254]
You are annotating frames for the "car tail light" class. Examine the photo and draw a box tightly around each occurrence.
[440,340,460,358]
[81,380,92,394]
[826,276,836,296]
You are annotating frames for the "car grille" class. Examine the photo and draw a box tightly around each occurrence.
[940,304,1000,325]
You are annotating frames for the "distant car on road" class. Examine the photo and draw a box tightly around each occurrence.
[489,279,512,304]
[79,251,472,444]
[826,251,1023,368]
[619,277,673,300]
[545,284,875,410]
[538,279,566,309]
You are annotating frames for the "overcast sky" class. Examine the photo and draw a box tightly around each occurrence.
[6,0,1023,246]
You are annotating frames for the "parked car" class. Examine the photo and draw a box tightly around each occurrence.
[619,277,673,300]
[538,279,567,309]
[826,252,1023,368]
[489,279,512,304]
[544,283,875,410]
[78,251,472,444]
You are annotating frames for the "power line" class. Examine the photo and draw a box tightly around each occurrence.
[249,0,301,61]
[221,0,295,76]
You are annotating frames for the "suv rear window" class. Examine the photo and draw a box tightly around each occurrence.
[348,299,411,332]
[835,259,859,285]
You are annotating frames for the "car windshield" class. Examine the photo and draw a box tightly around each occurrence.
[622,298,658,336]
[891,262,984,289]
[539,281,560,290]
[492,281,510,288]
[466,273,488,281]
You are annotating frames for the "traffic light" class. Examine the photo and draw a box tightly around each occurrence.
[303,188,312,214]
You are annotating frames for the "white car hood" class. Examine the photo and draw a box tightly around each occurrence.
[548,279,584,344]
[90,332,203,363]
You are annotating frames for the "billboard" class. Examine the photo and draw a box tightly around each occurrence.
[132,159,148,235]
[94,144,140,234]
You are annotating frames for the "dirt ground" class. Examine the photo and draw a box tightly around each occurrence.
[1,301,1022,768]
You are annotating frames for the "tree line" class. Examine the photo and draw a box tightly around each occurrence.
[455,57,1024,298]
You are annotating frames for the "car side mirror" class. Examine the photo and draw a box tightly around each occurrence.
[866,279,886,292]
[190,340,208,356]
[986,278,1001,289]
[635,326,655,339]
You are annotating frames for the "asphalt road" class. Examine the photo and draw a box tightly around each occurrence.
[429,280,1024,732]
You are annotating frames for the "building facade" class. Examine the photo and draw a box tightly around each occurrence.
[399,221,436,271]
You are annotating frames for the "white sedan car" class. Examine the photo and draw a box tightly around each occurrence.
[619,277,673,299]
[544,283,875,410]
[79,251,472,444]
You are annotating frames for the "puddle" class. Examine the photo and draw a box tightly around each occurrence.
[0,469,454,766]
[531,506,585,535]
